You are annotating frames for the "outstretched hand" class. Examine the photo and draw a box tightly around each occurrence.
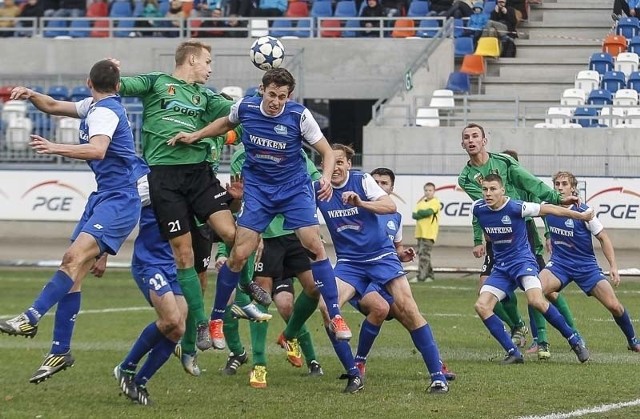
[316,176,333,202]
[29,135,57,154]
[10,86,34,101]
[167,132,199,146]
[226,174,244,200]
[560,195,579,206]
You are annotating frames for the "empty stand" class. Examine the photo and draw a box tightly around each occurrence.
[415,107,440,127]
[429,89,455,109]
[417,19,440,38]
[560,88,586,106]
[589,52,614,75]
[445,72,471,94]
[391,19,416,38]
[574,70,600,95]
[615,52,640,78]
[613,88,639,106]
[475,37,501,58]
[455,37,474,58]
[587,89,613,108]
[602,70,626,93]
[602,34,627,58]
[546,106,573,125]
[57,117,81,145]
[616,17,640,39]
[6,117,33,152]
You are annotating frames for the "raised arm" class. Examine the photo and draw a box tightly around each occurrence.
[10,87,79,118]
[537,203,593,221]
[167,115,237,146]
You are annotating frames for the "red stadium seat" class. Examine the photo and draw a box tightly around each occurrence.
[603,34,628,58]
[0,85,13,103]
[391,19,416,38]
[286,1,309,18]
[320,19,342,38]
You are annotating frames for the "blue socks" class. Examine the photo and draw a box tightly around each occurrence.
[614,308,637,343]
[483,314,520,355]
[410,324,446,381]
[325,326,359,377]
[51,292,81,355]
[541,304,579,345]
[312,259,340,319]
[212,263,240,321]
[134,336,176,387]
[26,270,75,324]
[355,319,381,364]
[121,322,165,371]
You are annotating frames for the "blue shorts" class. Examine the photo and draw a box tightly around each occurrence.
[348,282,395,315]
[237,176,318,233]
[545,260,606,295]
[71,188,141,255]
[484,260,540,295]
[335,254,405,297]
[132,264,181,306]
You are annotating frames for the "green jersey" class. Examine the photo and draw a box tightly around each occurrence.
[119,72,232,166]
[230,147,321,239]
[458,152,562,245]
[201,126,243,175]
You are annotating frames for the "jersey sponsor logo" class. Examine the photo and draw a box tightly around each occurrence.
[160,99,203,117]
[484,226,512,234]
[336,224,361,232]
[501,215,511,225]
[549,226,574,237]
[274,124,287,135]
[192,95,201,105]
[327,207,359,218]
[167,85,176,95]
[249,134,287,150]
[255,152,284,163]
[564,219,574,228]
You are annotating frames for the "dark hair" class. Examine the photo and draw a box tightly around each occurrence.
[462,122,486,139]
[483,173,503,186]
[424,182,435,189]
[502,149,519,161]
[370,167,395,185]
[331,143,355,161]
[89,59,120,93]
[175,39,211,66]
[262,68,296,94]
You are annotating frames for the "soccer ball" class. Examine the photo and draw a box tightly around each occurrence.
[249,36,285,71]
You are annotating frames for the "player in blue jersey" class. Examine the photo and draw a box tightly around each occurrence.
[540,171,640,353]
[317,145,450,394]
[0,60,148,383]
[472,174,593,365]
[168,68,352,354]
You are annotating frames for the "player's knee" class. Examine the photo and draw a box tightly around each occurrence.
[529,297,548,313]
[608,302,625,317]
[474,299,491,317]
[158,312,184,339]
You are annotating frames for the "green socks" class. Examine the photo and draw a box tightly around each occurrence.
[297,325,317,366]
[249,304,269,366]
[552,293,578,332]
[178,267,206,354]
[284,292,319,340]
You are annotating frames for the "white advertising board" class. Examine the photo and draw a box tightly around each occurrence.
[0,171,638,229]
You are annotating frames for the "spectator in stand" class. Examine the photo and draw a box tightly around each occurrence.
[198,7,228,37]
[165,0,186,37]
[192,0,222,17]
[53,0,86,18]
[507,0,526,23]
[17,0,44,35]
[612,0,639,21]
[360,0,385,38]
[43,0,60,17]
[253,0,287,17]
[485,0,517,38]
[225,13,247,37]
[0,0,21,37]
[426,0,453,17]
[465,2,488,44]
[381,0,408,18]
[134,0,161,37]
[444,0,473,19]
[227,0,253,17]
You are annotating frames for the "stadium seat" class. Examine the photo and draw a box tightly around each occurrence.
[70,86,91,102]
[6,117,33,152]
[599,106,625,127]
[602,34,627,58]
[453,18,465,38]
[483,1,496,17]
[57,117,81,144]
[445,72,471,94]
[47,85,69,101]
[589,52,614,75]
[415,107,440,127]
[68,19,91,38]
[286,1,309,17]
[245,86,259,97]
[629,36,640,54]
[417,19,440,38]
[43,19,69,38]
[615,52,640,77]
[1,100,28,125]
[0,85,13,103]
[558,122,583,128]
[30,111,53,137]
[250,19,269,37]
[391,19,416,38]
[587,89,613,108]
[546,106,573,125]
[460,54,486,76]
[320,19,342,37]
[454,37,474,58]
[574,70,601,96]
[133,0,145,17]
[220,86,244,101]
[572,107,599,127]
[110,1,134,37]
[429,89,455,109]
[627,71,640,93]
[91,19,110,38]
[560,88,586,106]
[602,71,626,94]
[294,19,313,37]
[342,19,360,37]
[475,37,501,58]
[311,1,333,18]
[270,19,294,37]
[533,122,558,128]
[616,17,640,39]
[613,88,639,106]
[334,0,357,17]
[407,0,430,17]
[625,106,640,125]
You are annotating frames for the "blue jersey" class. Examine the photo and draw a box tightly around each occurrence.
[545,203,602,268]
[472,198,540,267]
[318,171,395,261]
[380,212,402,244]
[77,95,149,191]
[132,206,174,267]
[229,96,323,186]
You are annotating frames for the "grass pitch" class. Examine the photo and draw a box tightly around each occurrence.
[1,269,639,419]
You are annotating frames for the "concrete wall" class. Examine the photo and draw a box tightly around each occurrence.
[0,38,452,100]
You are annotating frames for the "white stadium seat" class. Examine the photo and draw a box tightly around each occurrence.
[429,89,455,109]
[574,70,601,96]
[546,106,573,126]
[6,116,33,151]
[57,117,81,145]
[415,107,440,127]
[613,88,639,106]
[220,86,244,102]
[1,100,28,125]
[615,52,640,78]
[561,88,586,106]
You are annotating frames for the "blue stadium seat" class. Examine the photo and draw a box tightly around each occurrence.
[294,19,313,37]
[245,86,259,97]
[334,0,357,17]
[589,53,614,75]
[110,1,134,37]
[483,1,496,17]
[122,96,142,105]
[311,1,333,17]
[407,0,429,17]
[616,17,640,39]
[453,18,465,38]
[601,71,626,94]
[454,37,474,57]
[270,19,294,37]
[417,19,439,38]
[47,85,69,101]
[628,71,640,93]
[70,86,91,102]
[133,0,145,17]
[342,19,360,37]
[445,72,471,94]
[587,89,613,108]
[572,106,599,127]
[43,19,69,38]
[68,19,91,37]
[629,36,640,54]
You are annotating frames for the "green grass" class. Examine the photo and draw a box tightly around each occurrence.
[1,269,640,419]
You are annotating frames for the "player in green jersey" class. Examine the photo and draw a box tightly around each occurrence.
[458,123,578,350]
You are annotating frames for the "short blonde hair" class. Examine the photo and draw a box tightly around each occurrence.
[175,40,211,66]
